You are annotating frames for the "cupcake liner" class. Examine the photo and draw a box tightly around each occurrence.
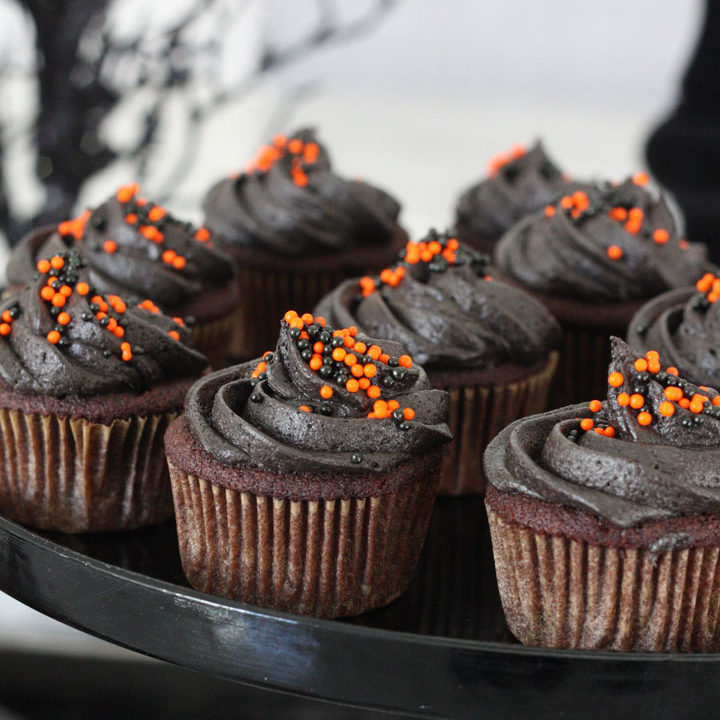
[0,408,176,533]
[232,264,347,359]
[487,506,720,652]
[191,307,241,368]
[551,327,613,408]
[169,464,440,618]
[433,351,558,496]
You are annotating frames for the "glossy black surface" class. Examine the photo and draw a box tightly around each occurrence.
[2,499,720,719]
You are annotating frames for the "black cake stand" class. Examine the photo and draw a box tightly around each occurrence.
[1,497,719,720]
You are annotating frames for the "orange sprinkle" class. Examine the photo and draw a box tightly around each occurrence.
[658,401,675,417]
[634,358,648,372]
[122,350,132,362]
[195,228,211,242]
[630,393,645,409]
[367,385,381,399]
[679,398,691,409]
[379,353,390,364]
[76,282,89,296]
[0,311,11,324]
[633,172,649,186]
[303,143,319,163]
[664,386,683,402]
[0,323,10,336]
[617,392,630,406]
[148,206,166,222]
[301,313,314,325]
[560,196,573,209]
[367,345,381,360]
[666,366,679,376]
[403,408,415,420]
[653,228,669,245]
[320,385,333,399]
[104,239,117,254]
[363,364,377,378]
[637,411,652,426]
[288,138,303,154]
[603,426,616,438]
[114,327,125,338]
[398,355,412,369]
[580,418,594,431]
[289,317,304,330]
[51,294,66,308]
[544,205,556,218]
[647,359,661,373]
[351,364,364,377]
[332,347,346,362]
[610,207,627,222]
[168,330,180,341]
[645,350,659,362]
[589,400,602,413]
[116,185,136,203]
[309,356,322,371]
[36,260,51,274]
[298,405,311,413]
[346,378,359,393]
[344,353,357,366]
[607,245,623,260]
[608,372,624,387]
[284,310,298,323]
[57,312,71,326]
[125,213,138,225]
[172,256,186,270]
[59,285,72,297]
[162,250,176,263]
[47,330,61,344]
[359,377,370,390]
[40,286,55,301]
[713,396,720,407]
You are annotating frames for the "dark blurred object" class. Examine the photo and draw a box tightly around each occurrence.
[0,650,381,720]
[647,0,720,263]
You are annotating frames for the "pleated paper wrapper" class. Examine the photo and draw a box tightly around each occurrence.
[435,351,558,496]
[169,465,440,618]
[0,408,177,533]
[487,506,720,652]
[191,307,241,368]
[232,265,348,359]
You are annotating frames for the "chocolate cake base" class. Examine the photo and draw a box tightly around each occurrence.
[222,227,409,360]
[486,485,720,652]
[429,352,558,496]
[0,379,195,533]
[165,416,441,618]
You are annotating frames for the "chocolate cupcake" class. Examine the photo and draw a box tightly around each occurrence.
[627,272,720,388]
[7,184,239,367]
[485,337,720,652]
[495,175,714,406]
[201,128,408,358]
[0,250,207,533]
[455,141,586,255]
[315,230,561,495]
[165,310,451,618]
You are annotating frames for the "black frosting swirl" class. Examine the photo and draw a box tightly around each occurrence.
[7,185,235,314]
[314,231,561,371]
[455,141,585,241]
[484,337,720,527]
[0,251,207,397]
[495,177,714,302]
[628,276,720,388]
[184,317,451,475]
[201,128,402,256]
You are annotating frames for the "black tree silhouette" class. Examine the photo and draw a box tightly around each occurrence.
[0,0,399,247]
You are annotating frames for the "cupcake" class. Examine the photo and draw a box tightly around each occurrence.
[201,128,408,358]
[485,337,720,652]
[165,310,451,618]
[314,230,561,495]
[7,184,239,367]
[0,250,208,533]
[627,272,720,388]
[494,175,714,406]
[455,141,586,255]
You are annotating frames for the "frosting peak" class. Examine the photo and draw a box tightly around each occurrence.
[628,272,720,389]
[7,184,235,315]
[201,127,403,256]
[183,311,451,476]
[485,338,720,527]
[315,230,561,371]
[0,251,207,397]
[495,177,714,302]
